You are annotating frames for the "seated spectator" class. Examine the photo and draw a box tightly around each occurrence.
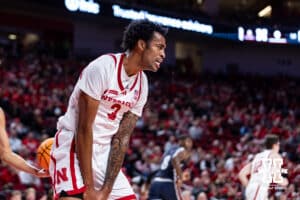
[197,192,207,200]
[24,187,36,200]
[9,190,22,200]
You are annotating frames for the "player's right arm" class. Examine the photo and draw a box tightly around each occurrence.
[75,56,111,200]
[238,162,251,187]
[0,108,48,177]
[76,91,100,199]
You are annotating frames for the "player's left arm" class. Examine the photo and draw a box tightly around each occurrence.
[99,73,148,196]
[238,162,251,187]
[0,108,48,177]
[172,150,188,184]
[101,111,139,195]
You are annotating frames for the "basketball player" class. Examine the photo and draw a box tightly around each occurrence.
[0,107,48,177]
[49,19,167,200]
[148,135,193,200]
[238,134,288,200]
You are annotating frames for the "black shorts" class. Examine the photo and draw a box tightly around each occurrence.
[59,190,83,199]
[148,181,179,200]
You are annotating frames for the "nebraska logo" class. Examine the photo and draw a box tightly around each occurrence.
[56,167,69,184]
[101,95,133,108]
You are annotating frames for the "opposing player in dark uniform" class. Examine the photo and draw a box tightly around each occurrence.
[148,135,193,200]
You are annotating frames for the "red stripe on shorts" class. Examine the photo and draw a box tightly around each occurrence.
[67,186,86,195]
[54,186,86,200]
[253,185,260,200]
[116,194,137,200]
[70,137,78,190]
[50,155,57,196]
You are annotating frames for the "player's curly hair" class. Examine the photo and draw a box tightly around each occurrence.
[121,19,168,51]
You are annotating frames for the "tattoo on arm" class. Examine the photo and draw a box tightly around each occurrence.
[102,111,138,191]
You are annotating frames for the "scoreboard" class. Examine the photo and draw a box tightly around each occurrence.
[62,0,300,45]
[237,26,300,44]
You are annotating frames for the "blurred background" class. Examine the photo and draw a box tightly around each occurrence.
[0,0,299,199]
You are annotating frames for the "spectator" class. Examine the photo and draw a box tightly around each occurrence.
[181,190,194,200]
[24,187,36,200]
[9,190,22,200]
[196,192,207,200]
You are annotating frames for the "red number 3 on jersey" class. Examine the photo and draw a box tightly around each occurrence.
[107,104,121,120]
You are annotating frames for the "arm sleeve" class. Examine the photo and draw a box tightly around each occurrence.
[130,73,149,117]
[78,55,113,100]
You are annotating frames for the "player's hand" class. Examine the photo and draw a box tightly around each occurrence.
[176,178,183,188]
[97,192,110,200]
[35,168,50,178]
[83,188,101,200]
[29,162,50,178]
[97,188,111,200]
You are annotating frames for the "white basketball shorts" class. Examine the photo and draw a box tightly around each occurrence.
[49,129,136,200]
[245,183,269,200]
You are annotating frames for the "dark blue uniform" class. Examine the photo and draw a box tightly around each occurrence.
[148,146,184,200]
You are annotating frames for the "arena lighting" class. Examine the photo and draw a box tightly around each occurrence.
[8,34,17,40]
[258,5,272,17]
[65,0,100,14]
[112,5,213,34]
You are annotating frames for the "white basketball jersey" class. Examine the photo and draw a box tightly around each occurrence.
[57,53,148,144]
[249,150,272,185]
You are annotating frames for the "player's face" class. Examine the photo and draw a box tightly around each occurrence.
[141,32,166,72]
[184,138,193,151]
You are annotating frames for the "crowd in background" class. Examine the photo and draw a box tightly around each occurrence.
[0,52,299,200]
